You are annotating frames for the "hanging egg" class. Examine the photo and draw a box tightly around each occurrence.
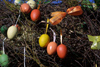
[47,42,57,55]
[7,26,17,39]
[0,54,9,67]
[30,9,41,22]
[0,25,7,34]
[12,24,21,31]
[57,44,67,59]
[20,3,31,14]
[14,0,21,5]
[27,0,36,9]
[39,34,50,48]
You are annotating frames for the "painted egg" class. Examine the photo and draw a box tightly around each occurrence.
[27,0,36,9]
[47,42,57,55]
[57,44,67,59]
[30,9,41,21]
[0,25,7,34]
[7,26,17,39]
[20,3,31,14]
[0,54,8,67]
[12,24,21,31]
[39,34,50,48]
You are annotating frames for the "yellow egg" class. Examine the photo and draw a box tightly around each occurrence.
[27,0,36,9]
[7,26,17,39]
[39,34,50,48]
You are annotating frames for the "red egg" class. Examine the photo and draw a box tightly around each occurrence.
[30,9,41,21]
[47,42,57,55]
[12,24,21,31]
[20,3,31,14]
[57,44,67,59]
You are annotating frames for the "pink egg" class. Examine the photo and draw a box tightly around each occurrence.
[47,42,57,55]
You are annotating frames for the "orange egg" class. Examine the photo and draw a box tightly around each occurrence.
[30,9,41,22]
[20,3,31,14]
[57,44,67,59]
[47,42,57,55]
[12,24,21,31]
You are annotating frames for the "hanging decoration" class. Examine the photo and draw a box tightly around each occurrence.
[88,35,100,49]
[7,26,18,39]
[20,3,31,14]
[39,19,50,48]
[49,5,83,25]
[27,0,36,9]
[30,0,41,22]
[7,10,21,39]
[0,38,9,67]
[57,29,67,59]
[14,0,21,5]
[50,11,66,25]
[30,9,41,22]
[0,25,8,36]
[50,0,62,5]
[47,28,57,55]
[66,6,83,16]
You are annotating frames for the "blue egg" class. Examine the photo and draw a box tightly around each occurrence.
[50,0,62,5]
[89,0,95,3]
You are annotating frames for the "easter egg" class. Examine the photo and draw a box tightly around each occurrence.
[12,24,21,31]
[7,26,17,39]
[27,0,36,9]
[57,44,67,59]
[0,54,8,67]
[30,9,41,21]
[14,0,21,5]
[47,42,57,55]
[20,3,31,14]
[39,34,50,48]
[0,25,7,34]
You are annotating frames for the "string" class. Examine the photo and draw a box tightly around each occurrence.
[3,37,6,54]
[50,28,56,42]
[60,29,62,44]
[45,19,49,34]
[24,47,26,67]
[15,10,21,25]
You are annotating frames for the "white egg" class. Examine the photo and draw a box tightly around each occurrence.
[27,0,36,9]
[14,0,21,5]
[7,26,17,39]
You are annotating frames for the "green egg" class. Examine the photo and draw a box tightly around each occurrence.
[0,54,9,67]
[81,0,93,10]
[0,25,7,34]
